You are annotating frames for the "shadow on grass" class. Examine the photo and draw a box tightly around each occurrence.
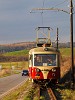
[54,65,75,100]
[60,64,75,89]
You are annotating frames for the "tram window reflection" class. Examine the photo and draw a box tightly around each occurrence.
[34,54,56,66]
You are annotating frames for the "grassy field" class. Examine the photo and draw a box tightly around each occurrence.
[3,48,75,57]
[0,50,29,77]
[0,61,28,69]
[0,47,75,69]
[60,48,75,57]
[0,61,28,77]
[0,48,75,99]
[3,49,29,56]
[1,47,75,69]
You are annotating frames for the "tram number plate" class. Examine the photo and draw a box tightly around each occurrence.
[44,71,47,74]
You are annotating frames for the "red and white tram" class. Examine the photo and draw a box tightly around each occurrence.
[29,44,60,84]
[28,27,60,84]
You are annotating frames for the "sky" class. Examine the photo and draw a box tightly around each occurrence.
[0,0,75,44]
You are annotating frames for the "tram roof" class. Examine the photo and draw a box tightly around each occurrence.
[29,47,60,54]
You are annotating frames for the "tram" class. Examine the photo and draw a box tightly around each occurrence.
[28,27,60,84]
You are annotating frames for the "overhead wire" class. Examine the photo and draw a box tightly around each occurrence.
[40,0,45,33]
[40,0,69,25]
[41,0,45,27]
[51,0,69,8]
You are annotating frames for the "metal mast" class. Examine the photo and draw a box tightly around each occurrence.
[70,0,74,89]
[57,28,59,50]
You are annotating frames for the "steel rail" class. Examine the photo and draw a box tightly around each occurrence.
[47,88,57,100]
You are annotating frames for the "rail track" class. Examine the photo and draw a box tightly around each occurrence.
[47,88,57,100]
[34,84,57,100]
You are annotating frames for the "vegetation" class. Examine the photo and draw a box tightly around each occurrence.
[60,48,75,57]
[0,42,35,53]
[3,50,29,57]
[55,84,75,100]
[2,47,75,58]
[0,50,29,62]
[1,80,40,100]
[0,61,28,69]
[0,47,75,62]
[1,80,32,100]
[0,47,75,99]
[0,61,28,77]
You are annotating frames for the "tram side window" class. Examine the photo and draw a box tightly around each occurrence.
[29,55,33,66]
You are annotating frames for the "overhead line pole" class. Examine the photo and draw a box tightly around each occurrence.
[31,0,74,89]
[70,0,74,89]
[57,28,59,50]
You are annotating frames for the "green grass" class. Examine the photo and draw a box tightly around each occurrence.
[2,47,75,57]
[3,50,29,56]
[61,89,75,100]
[0,47,75,70]
[3,48,75,57]
[60,48,75,57]
[55,85,75,100]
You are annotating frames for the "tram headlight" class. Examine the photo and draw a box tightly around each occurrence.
[36,69,40,72]
[52,68,56,72]
[44,47,48,51]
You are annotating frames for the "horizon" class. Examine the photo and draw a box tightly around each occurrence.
[0,41,74,45]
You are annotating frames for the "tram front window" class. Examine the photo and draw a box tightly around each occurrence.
[34,54,56,66]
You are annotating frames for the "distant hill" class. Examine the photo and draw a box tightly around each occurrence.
[0,41,75,53]
[0,42,36,53]
[52,42,75,48]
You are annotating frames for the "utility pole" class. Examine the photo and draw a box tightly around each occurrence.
[57,28,59,50]
[31,0,75,89]
[70,0,74,89]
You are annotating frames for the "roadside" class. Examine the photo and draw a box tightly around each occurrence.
[0,80,33,100]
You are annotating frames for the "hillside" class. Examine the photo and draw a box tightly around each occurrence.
[0,42,36,53]
[0,41,75,53]
[0,49,29,62]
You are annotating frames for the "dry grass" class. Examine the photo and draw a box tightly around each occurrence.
[0,69,11,77]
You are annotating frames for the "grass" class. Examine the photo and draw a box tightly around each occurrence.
[1,80,32,100]
[60,48,75,57]
[0,61,28,77]
[0,61,28,69]
[24,84,40,100]
[2,47,75,57]
[0,69,20,78]
[3,50,29,56]
[61,89,75,100]
[0,48,75,99]
[2,48,75,58]
[1,80,40,100]
[55,84,75,100]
